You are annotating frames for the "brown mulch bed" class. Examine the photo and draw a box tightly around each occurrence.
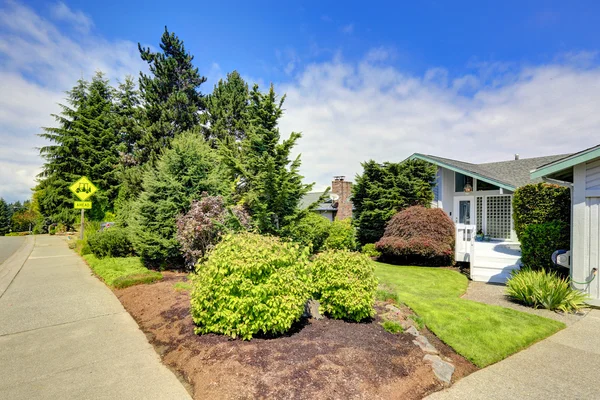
[114,272,477,400]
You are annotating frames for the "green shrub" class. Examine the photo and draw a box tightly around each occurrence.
[282,212,331,253]
[190,233,311,340]
[5,232,29,236]
[312,250,378,321]
[361,243,381,258]
[323,219,357,251]
[382,320,403,334]
[520,221,569,271]
[130,132,226,269]
[513,183,570,239]
[49,226,56,235]
[87,228,135,258]
[506,269,588,312]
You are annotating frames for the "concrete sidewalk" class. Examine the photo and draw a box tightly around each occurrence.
[0,235,191,399]
[427,309,600,400]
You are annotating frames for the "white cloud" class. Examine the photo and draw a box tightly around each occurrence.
[0,1,145,202]
[50,1,94,33]
[278,53,600,191]
[340,24,354,34]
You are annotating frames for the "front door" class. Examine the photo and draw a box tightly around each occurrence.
[454,196,476,263]
[453,196,474,225]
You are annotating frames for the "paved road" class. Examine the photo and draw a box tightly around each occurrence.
[0,236,26,265]
[427,309,600,400]
[0,235,191,399]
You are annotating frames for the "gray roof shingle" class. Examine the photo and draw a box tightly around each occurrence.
[416,153,571,189]
[299,191,335,211]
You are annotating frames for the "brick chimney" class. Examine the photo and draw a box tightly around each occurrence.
[331,176,353,220]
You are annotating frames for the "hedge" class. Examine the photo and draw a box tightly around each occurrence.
[513,183,570,240]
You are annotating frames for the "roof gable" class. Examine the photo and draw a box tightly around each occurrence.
[411,153,570,189]
[531,144,600,179]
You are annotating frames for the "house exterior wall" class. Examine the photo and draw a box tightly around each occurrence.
[572,159,600,300]
[434,166,516,241]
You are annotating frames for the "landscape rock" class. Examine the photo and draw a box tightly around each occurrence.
[304,299,323,320]
[405,326,419,337]
[413,335,438,354]
[423,354,455,384]
[384,303,402,313]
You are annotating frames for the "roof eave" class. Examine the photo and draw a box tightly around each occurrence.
[531,145,600,179]
[410,153,516,191]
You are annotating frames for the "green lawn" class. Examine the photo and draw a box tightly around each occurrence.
[83,255,163,289]
[375,262,565,367]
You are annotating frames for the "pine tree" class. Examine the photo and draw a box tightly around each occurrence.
[113,76,143,164]
[78,72,120,220]
[204,70,249,147]
[222,84,314,234]
[37,72,121,225]
[130,131,226,268]
[37,79,89,227]
[137,27,207,164]
[352,160,436,245]
[0,198,10,235]
[112,77,145,225]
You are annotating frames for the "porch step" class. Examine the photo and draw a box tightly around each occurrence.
[471,262,521,284]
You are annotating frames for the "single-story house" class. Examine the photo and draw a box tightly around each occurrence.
[300,176,354,221]
[410,152,569,283]
[530,144,600,306]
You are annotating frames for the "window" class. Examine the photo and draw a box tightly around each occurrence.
[433,168,442,203]
[486,195,512,239]
[455,172,473,192]
[476,196,483,233]
[476,179,499,191]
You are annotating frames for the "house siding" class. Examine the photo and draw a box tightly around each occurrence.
[572,159,600,301]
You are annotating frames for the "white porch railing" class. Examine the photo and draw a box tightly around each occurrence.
[455,224,476,264]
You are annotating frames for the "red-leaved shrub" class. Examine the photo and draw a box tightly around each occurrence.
[375,206,455,266]
[176,194,251,269]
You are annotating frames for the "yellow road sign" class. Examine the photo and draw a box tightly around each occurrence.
[69,176,98,201]
[74,201,92,209]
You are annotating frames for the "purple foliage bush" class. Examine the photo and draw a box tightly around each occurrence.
[375,206,455,266]
[176,194,251,268]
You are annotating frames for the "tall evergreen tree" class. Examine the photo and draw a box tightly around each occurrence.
[78,72,121,220]
[222,84,313,234]
[113,76,144,163]
[37,79,89,227]
[37,72,121,225]
[0,198,10,235]
[130,131,226,268]
[204,70,249,147]
[113,77,145,225]
[137,27,207,164]
[352,160,436,245]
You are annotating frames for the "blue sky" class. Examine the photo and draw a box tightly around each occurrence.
[2,0,600,202]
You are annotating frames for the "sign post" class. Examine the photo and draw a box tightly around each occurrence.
[69,177,98,240]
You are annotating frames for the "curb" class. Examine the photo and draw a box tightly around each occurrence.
[0,235,35,299]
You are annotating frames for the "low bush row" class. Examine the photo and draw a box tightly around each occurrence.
[190,232,377,340]
[87,227,135,258]
[283,214,357,253]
